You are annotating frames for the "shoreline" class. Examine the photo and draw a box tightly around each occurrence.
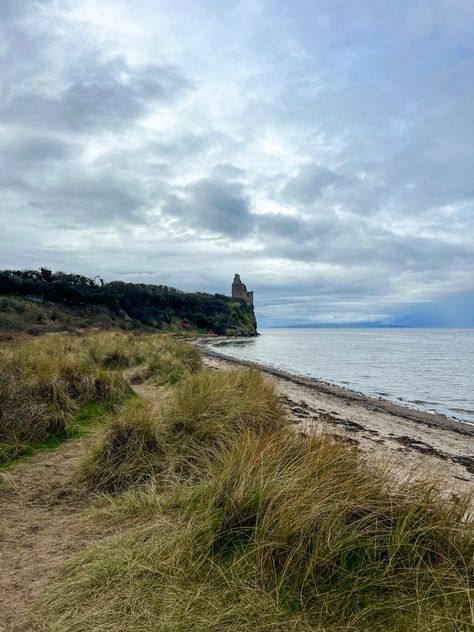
[197,340,474,496]
[201,341,474,436]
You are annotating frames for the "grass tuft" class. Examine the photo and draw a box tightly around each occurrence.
[185,431,474,628]
[81,399,167,493]
[160,368,286,466]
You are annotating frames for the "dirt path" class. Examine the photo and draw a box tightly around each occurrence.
[0,438,101,632]
[0,385,164,631]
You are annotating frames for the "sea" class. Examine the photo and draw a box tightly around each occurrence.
[210,328,474,425]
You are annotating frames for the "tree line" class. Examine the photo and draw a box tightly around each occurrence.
[0,268,257,335]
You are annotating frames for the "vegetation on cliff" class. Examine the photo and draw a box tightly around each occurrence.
[0,268,257,335]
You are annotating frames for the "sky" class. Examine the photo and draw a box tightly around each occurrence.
[1,0,473,327]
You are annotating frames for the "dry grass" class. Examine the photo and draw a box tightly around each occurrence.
[0,332,203,464]
[187,431,474,629]
[0,334,127,462]
[81,399,167,493]
[160,368,286,470]
[36,357,474,632]
[131,339,202,385]
[82,368,286,492]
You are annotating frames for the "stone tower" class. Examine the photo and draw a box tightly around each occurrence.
[232,274,253,306]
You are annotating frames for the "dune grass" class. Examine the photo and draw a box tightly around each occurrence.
[82,368,285,492]
[0,331,201,465]
[36,353,474,632]
[81,399,167,493]
[0,334,127,463]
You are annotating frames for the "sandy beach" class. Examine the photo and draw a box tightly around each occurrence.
[200,344,474,497]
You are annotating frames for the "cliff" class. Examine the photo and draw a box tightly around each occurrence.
[0,269,258,336]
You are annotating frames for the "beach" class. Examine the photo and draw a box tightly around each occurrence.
[200,344,474,497]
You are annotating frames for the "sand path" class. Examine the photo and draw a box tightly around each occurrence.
[0,438,100,632]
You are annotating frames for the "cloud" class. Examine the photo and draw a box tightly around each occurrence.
[2,57,189,134]
[280,164,343,205]
[0,0,473,326]
[163,178,255,238]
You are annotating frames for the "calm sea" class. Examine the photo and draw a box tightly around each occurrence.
[210,328,474,424]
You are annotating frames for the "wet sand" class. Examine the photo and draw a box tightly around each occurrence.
[200,343,474,497]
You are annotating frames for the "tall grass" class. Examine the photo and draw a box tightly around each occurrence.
[0,334,127,461]
[188,431,474,629]
[160,368,285,470]
[82,399,167,493]
[136,340,202,385]
[83,368,286,491]
[0,331,201,463]
[37,363,474,631]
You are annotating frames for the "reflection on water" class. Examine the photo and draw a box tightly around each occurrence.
[211,328,474,424]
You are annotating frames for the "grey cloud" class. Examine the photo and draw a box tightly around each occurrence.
[280,164,343,205]
[2,57,189,134]
[0,135,79,194]
[163,178,254,238]
[256,211,335,243]
[30,172,147,226]
[0,135,77,164]
[211,163,246,180]
[149,130,227,161]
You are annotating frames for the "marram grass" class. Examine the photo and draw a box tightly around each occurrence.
[82,367,286,493]
[34,351,474,632]
[0,331,201,464]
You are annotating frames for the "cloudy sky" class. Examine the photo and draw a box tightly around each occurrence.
[1,0,473,326]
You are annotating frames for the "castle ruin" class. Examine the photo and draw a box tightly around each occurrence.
[232,274,253,306]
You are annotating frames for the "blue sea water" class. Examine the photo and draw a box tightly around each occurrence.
[210,328,474,424]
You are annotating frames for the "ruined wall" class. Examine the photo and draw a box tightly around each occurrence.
[232,274,253,306]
